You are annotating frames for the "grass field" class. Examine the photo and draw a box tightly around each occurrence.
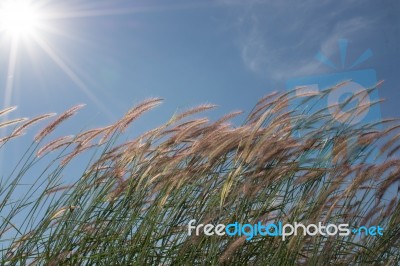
[0,83,399,265]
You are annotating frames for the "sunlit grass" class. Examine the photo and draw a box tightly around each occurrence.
[0,84,399,265]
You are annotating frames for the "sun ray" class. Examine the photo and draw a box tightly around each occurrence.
[42,2,215,20]
[4,37,19,109]
[31,33,114,118]
[36,22,99,51]
[1,36,19,169]
[0,1,215,120]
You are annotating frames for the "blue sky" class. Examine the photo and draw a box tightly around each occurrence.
[0,0,399,172]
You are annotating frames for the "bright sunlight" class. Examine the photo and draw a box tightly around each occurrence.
[0,0,125,112]
[0,0,41,37]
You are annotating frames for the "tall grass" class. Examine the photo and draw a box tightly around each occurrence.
[0,83,399,265]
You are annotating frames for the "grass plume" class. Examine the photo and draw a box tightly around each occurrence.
[0,86,399,265]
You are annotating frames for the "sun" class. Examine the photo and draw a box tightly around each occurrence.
[0,0,41,38]
[0,0,139,114]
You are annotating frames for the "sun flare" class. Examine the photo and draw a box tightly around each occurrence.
[0,0,128,114]
[0,0,41,37]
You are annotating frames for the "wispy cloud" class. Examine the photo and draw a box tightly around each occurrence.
[220,0,376,80]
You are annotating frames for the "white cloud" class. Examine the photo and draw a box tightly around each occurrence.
[221,1,375,80]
